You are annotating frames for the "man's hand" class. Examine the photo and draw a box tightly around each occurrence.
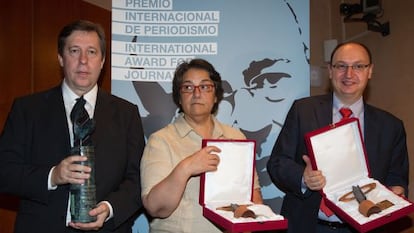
[51,155,91,186]
[68,202,110,231]
[390,186,405,197]
[302,155,326,191]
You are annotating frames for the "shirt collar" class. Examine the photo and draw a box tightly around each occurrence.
[62,80,98,108]
[332,93,363,118]
[174,113,224,139]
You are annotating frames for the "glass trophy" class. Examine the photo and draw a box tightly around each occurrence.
[70,110,97,223]
[70,146,96,223]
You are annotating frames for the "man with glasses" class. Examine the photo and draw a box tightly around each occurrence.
[267,42,408,233]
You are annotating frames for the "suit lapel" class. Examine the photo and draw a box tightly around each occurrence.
[43,86,71,160]
[315,94,333,127]
[92,89,114,147]
[362,104,377,161]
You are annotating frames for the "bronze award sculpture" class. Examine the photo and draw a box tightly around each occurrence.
[339,183,394,217]
[352,185,381,217]
[217,203,257,218]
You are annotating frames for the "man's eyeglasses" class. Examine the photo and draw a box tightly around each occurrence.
[332,63,371,72]
[180,84,215,93]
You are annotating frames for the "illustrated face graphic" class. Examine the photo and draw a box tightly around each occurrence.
[225,57,305,131]
[210,1,309,211]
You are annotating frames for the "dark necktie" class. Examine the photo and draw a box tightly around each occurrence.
[70,96,90,147]
[339,107,353,119]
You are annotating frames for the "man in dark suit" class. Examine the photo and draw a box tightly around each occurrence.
[0,20,145,233]
[267,42,408,233]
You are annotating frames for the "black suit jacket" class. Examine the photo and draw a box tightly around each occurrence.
[0,85,146,233]
[267,94,408,233]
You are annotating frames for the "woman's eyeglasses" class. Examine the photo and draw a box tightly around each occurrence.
[180,84,215,93]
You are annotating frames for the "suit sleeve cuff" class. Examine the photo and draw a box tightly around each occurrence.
[100,201,114,221]
[301,176,307,193]
[48,166,58,190]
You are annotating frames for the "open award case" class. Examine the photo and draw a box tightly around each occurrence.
[305,118,414,232]
[199,139,287,233]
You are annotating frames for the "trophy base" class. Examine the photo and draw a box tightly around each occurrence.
[70,185,97,223]
[359,200,381,217]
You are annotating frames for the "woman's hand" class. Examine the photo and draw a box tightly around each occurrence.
[182,146,221,177]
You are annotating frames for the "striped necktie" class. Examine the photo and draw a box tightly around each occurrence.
[70,96,90,146]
